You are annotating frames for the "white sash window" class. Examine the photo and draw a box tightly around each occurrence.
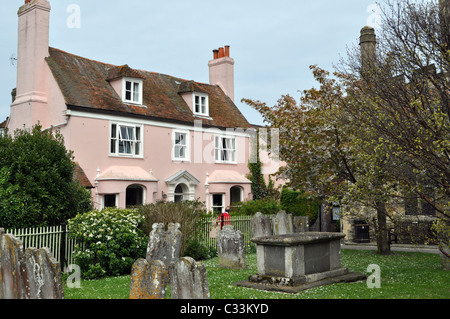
[110,123,143,157]
[214,136,236,164]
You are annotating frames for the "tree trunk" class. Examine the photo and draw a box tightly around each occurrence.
[375,201,391,255]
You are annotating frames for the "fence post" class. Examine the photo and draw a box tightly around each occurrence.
[59,225,67,270]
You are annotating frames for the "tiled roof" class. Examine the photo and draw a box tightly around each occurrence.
[73,162,94,188]
[46,47,251,129]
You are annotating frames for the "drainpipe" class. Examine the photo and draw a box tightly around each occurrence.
[205,172,210,213]
[42,110,71,132]
[95,168,100,210]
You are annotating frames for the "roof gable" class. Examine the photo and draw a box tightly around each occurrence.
[166,170,200,185]
[46,47,251,129]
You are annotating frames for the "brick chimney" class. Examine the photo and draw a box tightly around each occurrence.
[208,45,235,102]
[10,0,51,130]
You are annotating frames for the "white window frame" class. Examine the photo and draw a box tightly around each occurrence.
[172,129,190,162]
[122,77,143,105]
[214,135,237,164]
[110,122,143,158]
[193,93,209,117]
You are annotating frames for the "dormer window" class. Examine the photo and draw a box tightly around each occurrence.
[193,93,209,117]
[123,78,143,105]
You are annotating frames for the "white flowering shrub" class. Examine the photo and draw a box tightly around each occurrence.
[68,208,147,279]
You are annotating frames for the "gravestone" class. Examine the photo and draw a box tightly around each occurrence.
[251,212,273,238]
[293,216,309,233]
[21,247,65,299]
[146,223,182,267]
[129,259,168,299]
[0,229,25,299]
[0,229,64,299]
[170,257,210,299]
[272,211,294,235]
[216,226,246,269]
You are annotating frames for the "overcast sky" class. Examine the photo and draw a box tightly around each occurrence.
[0,0,379,126]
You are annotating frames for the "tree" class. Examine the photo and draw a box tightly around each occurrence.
[243,66,355,197]
[336,0,450,252]
[0,125,93,228]
[339,0,450,219]
[244,0,450,254]
[243,65,394,254]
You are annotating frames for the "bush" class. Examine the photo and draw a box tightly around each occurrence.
[231,198,281,216]
[137,200,206,256]
[280,188,320,223]
[68,208,147,279]
[184,238,215,261]
[0,125,93,228]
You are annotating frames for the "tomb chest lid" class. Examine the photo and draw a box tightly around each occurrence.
[251,232,345,246]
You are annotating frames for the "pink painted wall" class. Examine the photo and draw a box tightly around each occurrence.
[63,115,252,210]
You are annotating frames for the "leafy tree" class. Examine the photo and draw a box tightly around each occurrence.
[243,0,450,254]
[243,56,397,254]
[339,0,450,219]
[338,0,450,249]
[0,125,93,228]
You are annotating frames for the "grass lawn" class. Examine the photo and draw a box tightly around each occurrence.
[64,250,450,299]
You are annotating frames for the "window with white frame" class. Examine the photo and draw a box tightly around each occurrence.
[123,78,143,104]
[173,130,190,161]
[110,123,143,157]
[215,136,236,163]
[193,93,209,117]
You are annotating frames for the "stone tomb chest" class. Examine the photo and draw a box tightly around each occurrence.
[235,232,366,293]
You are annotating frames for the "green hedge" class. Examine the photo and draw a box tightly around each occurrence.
[280,188,320,223]
[231,198,281,216]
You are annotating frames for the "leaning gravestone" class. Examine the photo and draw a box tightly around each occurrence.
[0,228,64,299]
[251,212,273,238]
[146,223,182,268]
[216,225,246,269]
[272,211,294,235]
[129,259,168,299]
[170,257,210,299]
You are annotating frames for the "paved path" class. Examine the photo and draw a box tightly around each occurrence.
[341,242,439,254]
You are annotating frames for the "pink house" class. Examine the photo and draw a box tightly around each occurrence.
[7,0,255,212]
